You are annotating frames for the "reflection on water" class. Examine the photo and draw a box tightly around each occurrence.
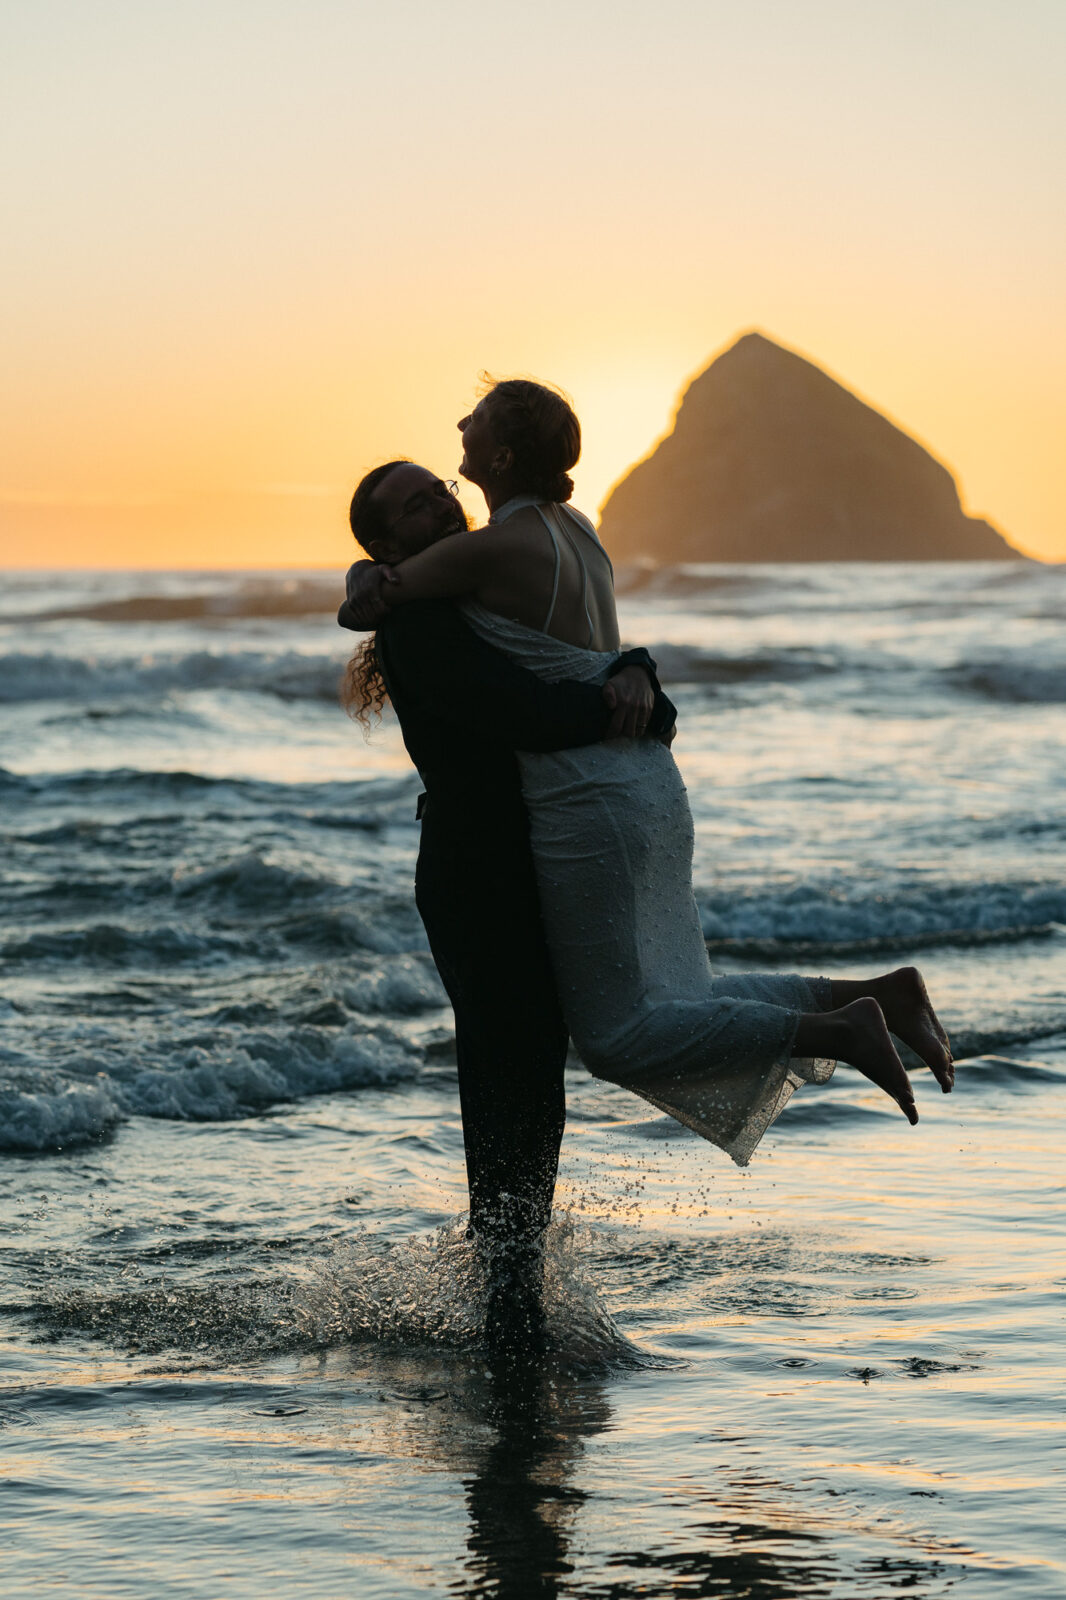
[332,1343,960,1600]
[438,1354,604,1600]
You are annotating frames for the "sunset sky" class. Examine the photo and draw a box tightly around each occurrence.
[2,0,1063,567]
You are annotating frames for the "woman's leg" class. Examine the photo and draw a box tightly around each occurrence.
[709,967,953,1096]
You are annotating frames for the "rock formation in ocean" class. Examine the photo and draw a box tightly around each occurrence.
[597,333,1017,562]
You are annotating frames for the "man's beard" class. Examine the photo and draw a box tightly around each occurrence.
[439,506,470,538]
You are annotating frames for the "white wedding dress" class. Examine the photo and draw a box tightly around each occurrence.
[461,498,834,1165]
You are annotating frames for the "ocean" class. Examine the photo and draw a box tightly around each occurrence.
[2,560,1064,1597]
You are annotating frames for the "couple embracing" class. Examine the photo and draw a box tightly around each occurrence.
[338,378,953,1303]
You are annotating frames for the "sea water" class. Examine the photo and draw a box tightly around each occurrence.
[1,561,1063,1597]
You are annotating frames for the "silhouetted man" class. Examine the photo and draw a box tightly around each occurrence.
[339,464,673,1327]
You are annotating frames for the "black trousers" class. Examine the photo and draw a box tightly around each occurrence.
[415,809,568,1246]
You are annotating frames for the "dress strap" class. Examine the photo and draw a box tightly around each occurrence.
[571,524,594,646]
[559,504,612,569]
[539,503,610,645]
[539,511,563,632]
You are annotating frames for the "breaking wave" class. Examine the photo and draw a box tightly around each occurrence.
[942,659,1066,704]
[697,880,1066,956]
[0,1019,425,1152]
[642,641,845,688]
[0,649,347,705]
[14,577,344,626]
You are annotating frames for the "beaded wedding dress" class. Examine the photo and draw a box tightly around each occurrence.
[461,499,834,1165]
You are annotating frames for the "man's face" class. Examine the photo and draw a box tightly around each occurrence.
[368,465,468,561]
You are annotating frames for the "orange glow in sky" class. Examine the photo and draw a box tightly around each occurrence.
[2,1,1063,567]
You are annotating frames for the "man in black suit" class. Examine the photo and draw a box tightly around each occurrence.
[338,464,673,1307]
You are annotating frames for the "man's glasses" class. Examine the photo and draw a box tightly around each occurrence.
[392,480,460,528]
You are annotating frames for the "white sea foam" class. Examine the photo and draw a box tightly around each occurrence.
[0,1025,423,1152]
[0,1069,124,1152]
[341,956,445,1013]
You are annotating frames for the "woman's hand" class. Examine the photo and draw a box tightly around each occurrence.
[338,560,399,631]
[602,666,655,739]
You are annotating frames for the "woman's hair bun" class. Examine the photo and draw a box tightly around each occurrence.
[481,377,580,502]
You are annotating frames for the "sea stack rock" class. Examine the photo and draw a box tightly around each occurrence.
[598,333,1017,562]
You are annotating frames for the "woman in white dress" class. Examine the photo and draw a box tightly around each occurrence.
[347,380,954,1163]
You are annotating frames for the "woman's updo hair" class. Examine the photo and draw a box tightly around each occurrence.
[483,378,580,503]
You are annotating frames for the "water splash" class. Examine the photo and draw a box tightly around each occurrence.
[29,1215,650,1371]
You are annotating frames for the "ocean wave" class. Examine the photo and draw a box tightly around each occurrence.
[954,1050,1066,1087]
[5,870,175,911]
[341,956,445,1013]
[199,957,445,1021]
[2,897,430,969]
[943,659,1066,703]
[0,1023,422,1152]
[646,641,843,688]
[172,850,331,910]
[615,563,778,601]
[119,1027,417,1122]
[0,638,852,706]
[0,764,224,800]
[0,1065,124,1152]
[755,1048,1066,1136]
[0,764,418,813]
[0,649,346,705]
[1,921,254,967]
[934,1024,1066,1062]
[279,902,429,956]
[698,880,1066,956]
[15,578,344,626]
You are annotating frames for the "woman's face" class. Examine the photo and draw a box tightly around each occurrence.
[457,399,502,487]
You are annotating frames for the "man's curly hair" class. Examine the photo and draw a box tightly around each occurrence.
[340,460,408,730]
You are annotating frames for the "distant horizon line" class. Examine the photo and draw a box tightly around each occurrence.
[0,554,1048,574]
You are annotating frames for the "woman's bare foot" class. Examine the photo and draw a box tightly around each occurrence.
[794,998,919,1124]
[830,967,953,1092]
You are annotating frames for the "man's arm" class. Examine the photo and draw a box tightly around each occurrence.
[606,647,675,739]
[375,603,673,752]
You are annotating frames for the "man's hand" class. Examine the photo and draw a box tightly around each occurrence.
[338,560,400,631]
[602,665,655,739]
